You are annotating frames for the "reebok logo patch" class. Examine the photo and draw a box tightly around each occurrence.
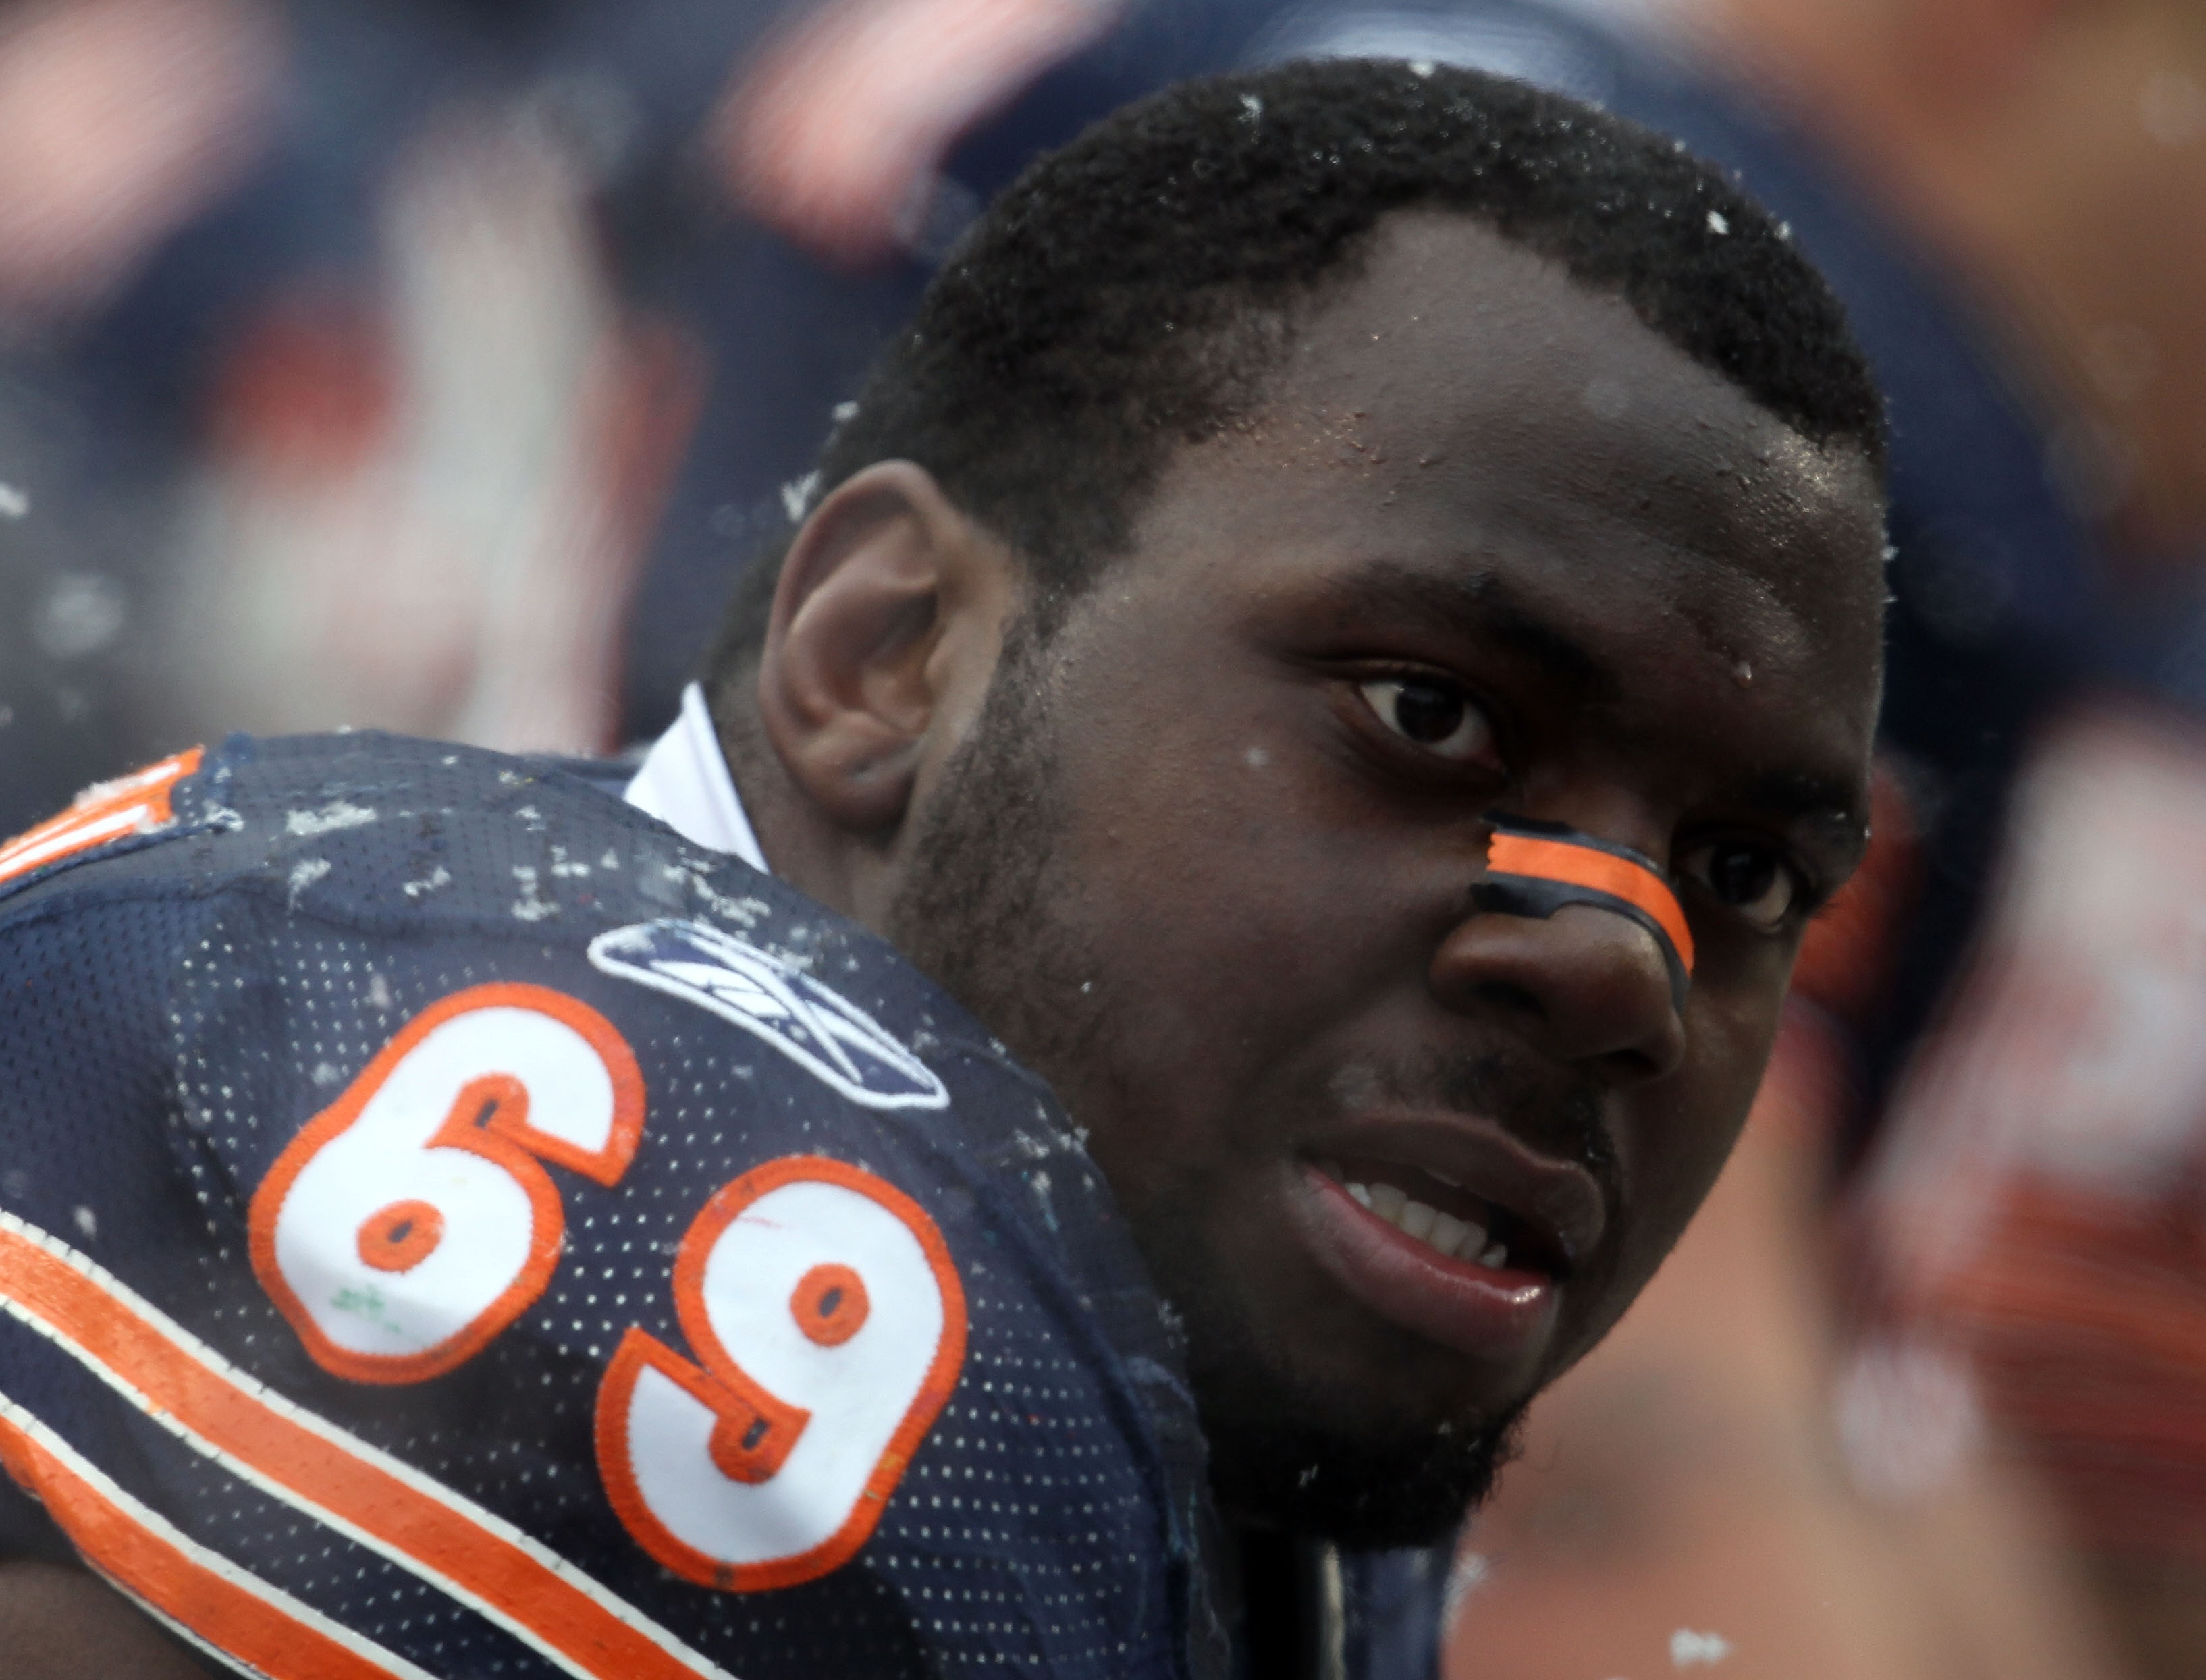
[589,919,949,1111]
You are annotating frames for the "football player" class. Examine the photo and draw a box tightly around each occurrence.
[0,59,1887,1679]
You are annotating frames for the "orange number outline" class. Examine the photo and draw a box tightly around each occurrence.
[595,1154,967,1591]
[248,983,646,1386]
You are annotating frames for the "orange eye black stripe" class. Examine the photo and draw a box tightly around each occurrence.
[1475,817,1694,1011]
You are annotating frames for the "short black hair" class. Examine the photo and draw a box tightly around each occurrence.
[709,57,1884,667]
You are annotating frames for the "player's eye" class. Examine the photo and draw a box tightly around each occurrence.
[1357,676,1497,767]
[1676,838,1806,933]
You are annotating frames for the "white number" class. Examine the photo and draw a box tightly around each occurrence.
[250,984,645,1384]
[597,1156,966,1590]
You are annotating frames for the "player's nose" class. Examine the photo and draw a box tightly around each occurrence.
[1429,896,1688,1083]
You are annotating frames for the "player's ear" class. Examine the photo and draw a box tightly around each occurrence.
[757,461,1013,834]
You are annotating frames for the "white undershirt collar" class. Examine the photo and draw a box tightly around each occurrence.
[622,682,770,873]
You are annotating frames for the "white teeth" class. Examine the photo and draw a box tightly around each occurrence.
[1342,1181,1492,1263]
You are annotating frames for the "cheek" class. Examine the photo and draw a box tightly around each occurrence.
[1043,744,1428,1183]
[1060,816,1395,1100]
[1052,667,1366,1005]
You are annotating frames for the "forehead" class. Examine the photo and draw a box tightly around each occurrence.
[1258,213,1877,615]
[1115,209,1885,774]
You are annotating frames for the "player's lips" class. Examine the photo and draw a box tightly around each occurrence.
[1280,1116,1605,1363]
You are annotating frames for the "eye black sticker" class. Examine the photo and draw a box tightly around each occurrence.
[1472,815,1694,1012]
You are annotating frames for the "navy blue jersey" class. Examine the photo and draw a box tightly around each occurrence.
[0,732,1227,1679]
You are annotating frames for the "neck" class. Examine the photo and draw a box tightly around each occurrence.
[703,671,866,921]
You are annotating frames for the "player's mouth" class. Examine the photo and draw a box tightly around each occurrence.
[1281,1121,1605,1366]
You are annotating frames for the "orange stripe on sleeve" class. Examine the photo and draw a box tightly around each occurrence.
[0,1216,735,1680]
[0,1399,427,1680]
[0,748,203,888]
[1486,830,1695,973]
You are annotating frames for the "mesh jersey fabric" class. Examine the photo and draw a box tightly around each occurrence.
[0,731,1228,1680]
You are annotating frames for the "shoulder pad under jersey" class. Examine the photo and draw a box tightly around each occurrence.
[0,732,1227,1680]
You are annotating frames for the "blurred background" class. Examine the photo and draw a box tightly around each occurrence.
[2,1,2203,1676]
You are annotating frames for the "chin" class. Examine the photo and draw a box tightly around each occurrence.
[1199,1365,1528,1548]
[1160,1225,1532,1548]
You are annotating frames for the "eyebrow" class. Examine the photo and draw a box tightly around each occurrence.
[1737,769,1872,861]
[1320,560,1873,845]
[1316,562,1622,704]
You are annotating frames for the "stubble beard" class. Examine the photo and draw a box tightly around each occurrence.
[884,614,1522,1549]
